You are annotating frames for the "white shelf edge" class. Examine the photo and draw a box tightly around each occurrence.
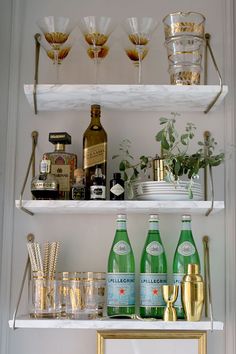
[24,84,228,112]
[15,200,225,215]
[8,316,224,331]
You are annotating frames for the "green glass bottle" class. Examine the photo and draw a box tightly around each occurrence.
[140,214,167,318]
[107,214,135,317]
[173,215,200,319]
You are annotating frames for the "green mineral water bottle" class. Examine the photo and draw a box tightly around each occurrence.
[173,215,200,319]
[107,214,135,317]
[140,214,167,318]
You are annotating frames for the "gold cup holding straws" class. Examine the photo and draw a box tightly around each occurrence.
[27,241,61,318]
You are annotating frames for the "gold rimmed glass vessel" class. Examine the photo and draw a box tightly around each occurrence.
[163,12,205,40]
[79,16,116,83]
[39,36,74,82]
[37,16,76,80]
[122,17,158,84]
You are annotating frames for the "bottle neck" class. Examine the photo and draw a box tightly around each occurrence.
[54,143,66,151]
[75,177,84,185]
[148,220,159,231]
[90,114,101,127]
[116,220,127,230]
[181,220,192,231]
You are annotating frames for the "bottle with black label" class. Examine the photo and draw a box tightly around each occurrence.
[90,166,106,200]
[31,158,59,200]
[71,168,86,200]
[43,132,77,200]
[110,173,125,200]
[83,105,107,199]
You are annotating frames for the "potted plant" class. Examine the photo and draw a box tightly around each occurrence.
[113,113,224,199]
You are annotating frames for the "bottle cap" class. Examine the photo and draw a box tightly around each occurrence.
[117,214,127,221]
[74,168,84,178]
[113,172,121,179]
[149,214,159,221]
[49,132,71,145]
[182,214,191,221]
[40,158,51,173]
[91,104,101,116]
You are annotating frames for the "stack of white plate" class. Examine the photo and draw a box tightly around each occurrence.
[133,181,203,201]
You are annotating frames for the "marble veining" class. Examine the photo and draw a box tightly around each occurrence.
[24,84,228,112]
[9,317,224,330]
[15,200,224,215]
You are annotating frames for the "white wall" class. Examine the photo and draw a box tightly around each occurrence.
[0,0,235,354]
[0,0,13,351]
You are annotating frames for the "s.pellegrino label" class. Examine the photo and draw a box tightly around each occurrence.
[177,241,196,256]
[107,273,135,307]
[146,241,163,256]
[113,241,130,255]
[140,273,167,307]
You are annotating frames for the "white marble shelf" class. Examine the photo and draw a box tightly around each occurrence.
[15,200,224,215]
[8,316,223,330]
[24,84,228,112]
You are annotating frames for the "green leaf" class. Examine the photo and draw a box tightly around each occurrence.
[119,161,126,171]
[161,135,170,150]
[174,160,181,175]
[181,134,189,145]
[156,129,164,142]
[160,117,168,124]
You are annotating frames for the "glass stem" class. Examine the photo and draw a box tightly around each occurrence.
[54,49,60,83]
[137,46,142,85]
[93,45,101,84]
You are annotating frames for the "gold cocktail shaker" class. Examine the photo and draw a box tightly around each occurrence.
[181,264,204,321]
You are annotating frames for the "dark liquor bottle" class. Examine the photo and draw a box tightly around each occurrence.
[71,168,86,200]
[110,173,125,200]
[43,132,77,200]
[83,105,107,199]
[107,214,135,317]
[90,166,106,200]
[31,158,59,200]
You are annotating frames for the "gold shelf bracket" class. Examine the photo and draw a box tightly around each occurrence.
[203,236,214,331]
[203,131,215,216]
[19,131,38,216]
[11,234,35,330]
[33,33,41,115]
[204,33,223,114]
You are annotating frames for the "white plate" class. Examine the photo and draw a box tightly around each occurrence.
[133,191,203,196]
[135,194,203,201]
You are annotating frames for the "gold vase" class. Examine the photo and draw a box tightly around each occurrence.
[181,264,204,321]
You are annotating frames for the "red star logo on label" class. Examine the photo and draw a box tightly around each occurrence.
[119,288,125,295]
[152,289,158,295]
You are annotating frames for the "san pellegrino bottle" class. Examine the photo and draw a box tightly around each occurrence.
[83,104,107,199]
[140,214,167,318]
[173,215,200,319]
[107,214,135,317]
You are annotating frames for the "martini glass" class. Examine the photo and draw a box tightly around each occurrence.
[123,37,149,83]
[79,16,116,83]
[122,17,158,84]
[39,36,73,82]
[37,16,76,80]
